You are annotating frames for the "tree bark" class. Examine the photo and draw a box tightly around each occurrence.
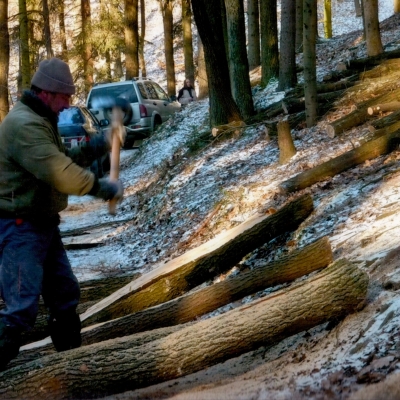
[81,0,94,97]
[278,119,297,164]
[225,0,254,119]
[278,0,297,91]
[0,0,9,120]
[279,129,400,194]
[363,0,383,57]
[303,0,318,127]
[80,194,314,326]
[191,0,242,126]
[182,0,195,83]
[0,259,368,400]
[368,109,400,132]
[247,0,260,69]
[326,87,400,138]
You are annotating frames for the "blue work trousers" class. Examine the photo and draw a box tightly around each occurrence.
[0,217,80,330]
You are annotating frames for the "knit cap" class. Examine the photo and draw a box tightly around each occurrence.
[31,58,75,95]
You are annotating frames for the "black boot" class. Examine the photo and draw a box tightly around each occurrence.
[0,319,21,371]
[48,310,81,352]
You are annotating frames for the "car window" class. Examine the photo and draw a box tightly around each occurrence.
[88,83,138,107]
[136,82,148,99]
[58,108,84,125]
[143,82,159,100]
[81,107,100,126]
[151,82,169,101]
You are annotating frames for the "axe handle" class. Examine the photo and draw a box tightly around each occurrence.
[108,107,122,215]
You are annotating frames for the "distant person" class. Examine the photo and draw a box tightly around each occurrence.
[0,57,123,370]
[177,78,197,106]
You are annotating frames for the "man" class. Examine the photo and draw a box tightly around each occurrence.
[0,58,123,370]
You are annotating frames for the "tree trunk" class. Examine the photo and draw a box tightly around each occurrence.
[303,0,318,127]
[81,0,93,97]
[326,87,400,138]
[260,0,279,85]
[0,0,9,120]
[225,0,254,119]
[324,0,332,38]
[19,0,30,91]
[363,0,383,57]
[0,260,368,400]
[196,34,208,99]
[278,0,297,91]
[80,194,314,326]
[395,0,400,13]
[278,119,297,164]
[279,129,400,194]
[191,0,242,126]
[182,0,195,83]
[295,0,303,52]
[139,0,146,77]
[125,0,139,80]
[354,0,362,17]
[57,0,68,61]
[42,0,53,58]
[247,0,260,69]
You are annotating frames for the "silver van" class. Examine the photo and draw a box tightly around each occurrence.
[86,78,181,148]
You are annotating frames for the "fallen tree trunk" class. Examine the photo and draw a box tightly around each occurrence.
[80,194,314,326]
[326,87,400,138]
[346,49,400,71]
[16,236,332,358]
[79,236,333,345]
[0,259,368,400]
[279,129,400,194]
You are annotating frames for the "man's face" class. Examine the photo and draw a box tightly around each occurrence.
[38,91,71,115]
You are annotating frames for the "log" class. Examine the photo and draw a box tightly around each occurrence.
[79,236,333,345]
[0,259,368,400]
[326,87,400,138]
[15,236,332,361]
[360,59,400,80]
[278,119,297,164]
[346,49,400,71]
[368,109,400,132]
[367,102,400,115]
[279,129,400,194]
[80,194,314,326]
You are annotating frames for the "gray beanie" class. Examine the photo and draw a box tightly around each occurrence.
[31,58,75,95]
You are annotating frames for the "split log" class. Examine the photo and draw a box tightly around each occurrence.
[79,194,314,326]
[0,259,368,400]
[326,87,400,138]
[367,102,400,115]
[279,129,400,194]
[278,119,297,164]
[368,109,400,132]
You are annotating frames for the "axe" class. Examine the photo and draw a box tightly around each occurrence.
[92,97,129,215]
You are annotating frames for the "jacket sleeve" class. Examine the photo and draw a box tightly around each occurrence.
[177,88,184,100]
[11,118,95,196]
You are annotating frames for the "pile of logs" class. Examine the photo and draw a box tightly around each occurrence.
[0,194,369,399]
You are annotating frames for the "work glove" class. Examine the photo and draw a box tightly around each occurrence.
[89,178,124,202]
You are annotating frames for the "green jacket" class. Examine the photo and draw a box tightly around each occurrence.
[0,91,96,220]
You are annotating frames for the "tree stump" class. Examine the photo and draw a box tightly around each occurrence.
[278,119,297,164]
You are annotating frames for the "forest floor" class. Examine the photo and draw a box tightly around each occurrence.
[91,12,400,400]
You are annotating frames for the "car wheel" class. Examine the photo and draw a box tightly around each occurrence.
[153,117,162,132]
[123,138,134,149]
